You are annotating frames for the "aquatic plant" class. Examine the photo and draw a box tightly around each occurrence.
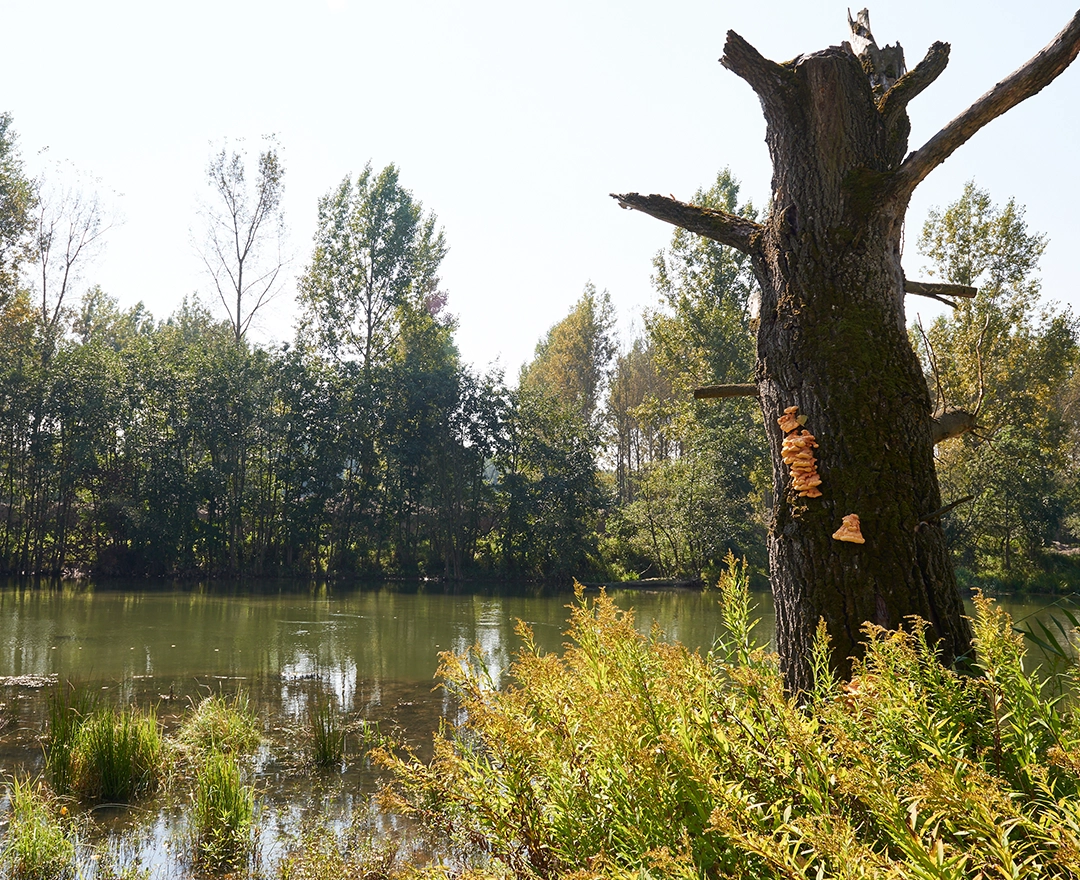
[178,691,261,756]
[71,706,163,802]
[276,819,401,880]
[382,559,1080,879]
[190,749,256,873]
[0,776,76,880]
[43,681,96,796]
[307,694,347,769]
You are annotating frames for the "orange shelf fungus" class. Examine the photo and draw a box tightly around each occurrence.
[781,425,822,499]
[832,514,865,544]
[777,405,801,433]
[777,405,808,433]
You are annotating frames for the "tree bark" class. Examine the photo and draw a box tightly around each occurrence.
[614,9,1080,693]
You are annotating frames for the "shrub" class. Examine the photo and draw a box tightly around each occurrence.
[0,776,76,880]
[190,750,256,873]
[276,820,401,880]
[382,557,1080,879]
[178,691,261,756]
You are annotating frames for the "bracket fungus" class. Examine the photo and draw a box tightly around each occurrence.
[779,407,822,499]
[832,514,865,544]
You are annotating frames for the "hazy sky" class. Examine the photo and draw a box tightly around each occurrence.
[4,1,1078,376]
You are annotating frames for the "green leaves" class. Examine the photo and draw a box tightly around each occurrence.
[916,182,1079,577]
[298,162,447,368]
[386,591,1080,879]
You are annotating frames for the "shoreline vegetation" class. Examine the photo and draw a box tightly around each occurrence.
[5,561,1080,878]
[1,112,1076,594]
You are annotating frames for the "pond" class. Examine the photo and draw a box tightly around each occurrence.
[0,579,1075,876]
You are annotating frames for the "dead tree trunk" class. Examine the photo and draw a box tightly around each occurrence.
[614,9,1080,693]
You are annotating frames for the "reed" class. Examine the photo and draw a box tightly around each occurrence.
[190,750,256,873]
[307,694,346,769]
[71,705,163,802]
[0,776,76,880]
[43,681,95,795]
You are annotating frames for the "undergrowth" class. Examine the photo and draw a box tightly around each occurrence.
[0,776,76,880]
[381,554,1080,879]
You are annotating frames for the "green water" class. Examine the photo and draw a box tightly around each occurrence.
[0,582,756,783]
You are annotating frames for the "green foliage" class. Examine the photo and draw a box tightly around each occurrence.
[0,777,75,880]
[0,112,36,293]
[519,283,617,427]
[916,182,1079,575]
[190,750,256,874]
[178,692,262,757]
[276,816,402,880]
[383,573,1080,879]
[496,385,608,579]
[605,170,767,581]
[298,162,447,368]
[69,706,163,802]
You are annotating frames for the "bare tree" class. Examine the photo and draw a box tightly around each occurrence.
[199,137,288,344]
[31,166,112,363]
[614,8,1080,692]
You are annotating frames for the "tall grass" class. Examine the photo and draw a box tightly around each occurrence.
[0,776,76,880]
[72,706,163,802]
[178,691,261,756]
[190,750,256,873]
[307,694,346,769]
[382,557,1080,879]
[44,681,96,795]
[45,684,162,803]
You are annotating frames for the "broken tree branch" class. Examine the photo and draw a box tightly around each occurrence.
[877,41,951,120]
[918,494,975,525]
[892,9,1080,199]
[611,193,762,255]
[905,279,978,300]
[720,29,799,116]
[693,383,760,399]
[931,408,978,444]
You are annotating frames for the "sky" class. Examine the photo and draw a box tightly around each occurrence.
[3,0,1078,377]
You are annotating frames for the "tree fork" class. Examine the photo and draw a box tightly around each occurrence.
[616,9,1080,693]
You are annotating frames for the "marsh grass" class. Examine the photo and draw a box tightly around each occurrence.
[0,776,76,880]
[178,691,261,757]
[72,706,163,802]
[44,681,96,795]
[306,695,347,769]
[45,683,163,803]
[382,555,1080,879]
[190,750,256,873]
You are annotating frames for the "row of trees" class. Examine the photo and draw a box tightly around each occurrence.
[0,109,1076,582]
